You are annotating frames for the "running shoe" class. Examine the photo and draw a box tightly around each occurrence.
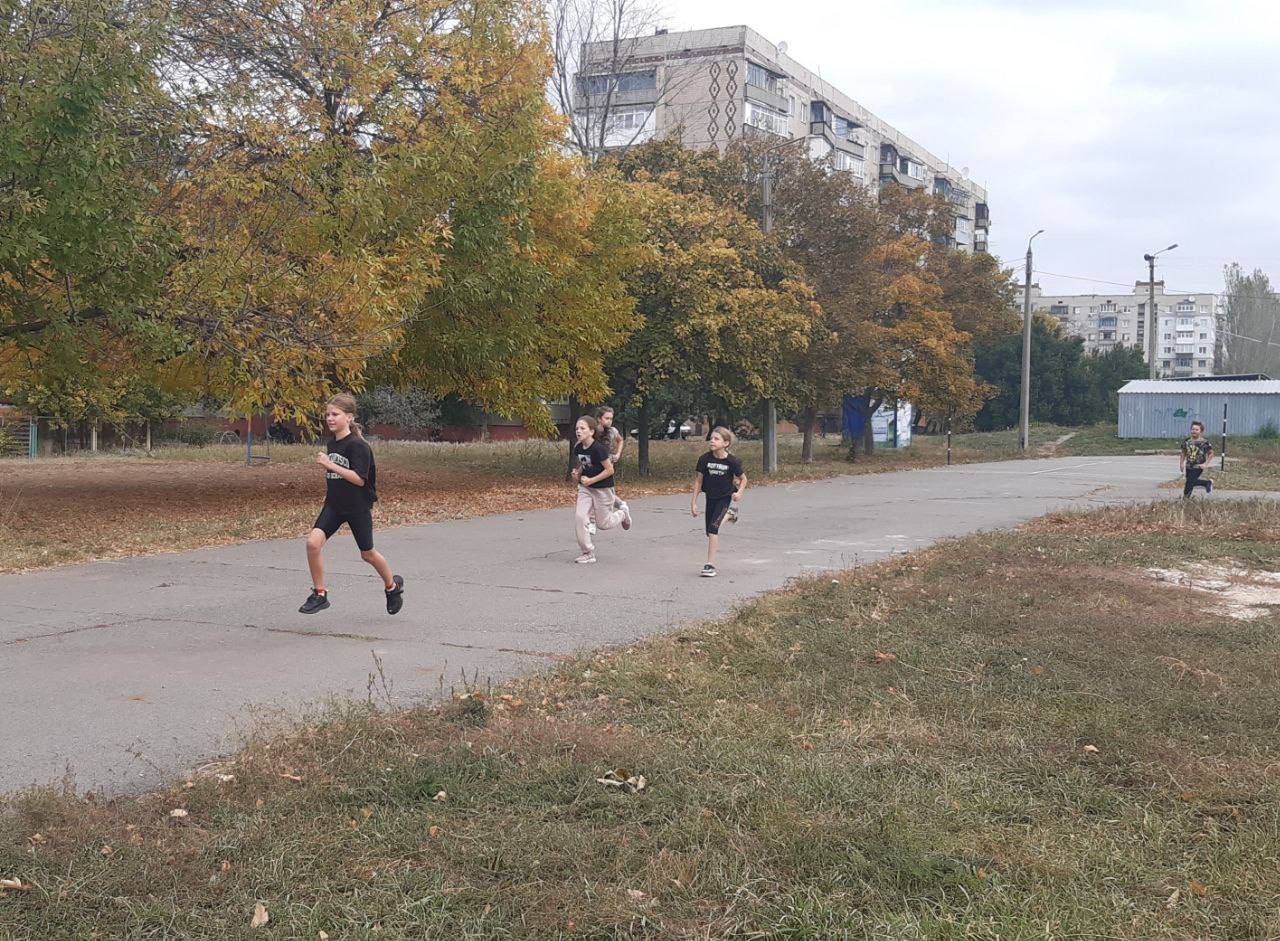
[701,564,717,577]
[587,521,597,535]
[574,553,597,564]
[385,575,404,615]
[727,506,739,524]
[619,500,632,531]
[1206,479,1214,494]
[299,590,330,614]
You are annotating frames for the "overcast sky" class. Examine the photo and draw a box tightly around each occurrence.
[663,0,1280,298]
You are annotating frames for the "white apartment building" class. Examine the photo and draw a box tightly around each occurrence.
[1029,282,1221,378]
[575,25,990,252]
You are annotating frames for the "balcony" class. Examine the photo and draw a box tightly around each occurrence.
[745,81,789,114]
[880,163,925,189]
[974,237,989,253]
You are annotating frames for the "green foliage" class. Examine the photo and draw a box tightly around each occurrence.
[356,387,441,433]
[1257,420,1279,440]
[974,319,1146,429]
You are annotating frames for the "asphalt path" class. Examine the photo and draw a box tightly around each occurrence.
[0,455,1178,794]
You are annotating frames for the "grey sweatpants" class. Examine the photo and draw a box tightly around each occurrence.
[576,485,624,553]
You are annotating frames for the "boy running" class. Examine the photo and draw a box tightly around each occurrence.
[1180,420,1214,499]
[691,426,746,577]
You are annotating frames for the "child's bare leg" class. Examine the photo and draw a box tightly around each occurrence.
[707,533,719,565]
[360,549,394,586]
[306,529,327,589]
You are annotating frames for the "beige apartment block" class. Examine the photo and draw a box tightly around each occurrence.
[1028,283,1221,377]
[575,25,990,252]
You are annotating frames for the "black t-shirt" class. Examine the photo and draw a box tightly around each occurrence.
[696,451,744,499]
[325,434,377,511]
[573,441,613,489]
[1182,436,1212,468]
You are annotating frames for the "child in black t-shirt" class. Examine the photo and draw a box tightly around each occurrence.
[690,426,747,578]
[299,393,404,615]
[1180,419,1215,498]
[570,415,631,564]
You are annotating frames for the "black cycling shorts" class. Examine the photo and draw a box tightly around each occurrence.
[705,495,732,536]
[313,504,375,551]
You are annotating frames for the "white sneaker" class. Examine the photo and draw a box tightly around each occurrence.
[619,501,632,531]
[701,564,717,577]
[574,553,597,564]
[587,521,597,535]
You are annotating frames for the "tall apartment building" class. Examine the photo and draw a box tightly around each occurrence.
[1028,283,1221,378]
[575,25,990,252]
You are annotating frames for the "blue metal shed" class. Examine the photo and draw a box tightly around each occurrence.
[1117,379,1280,438]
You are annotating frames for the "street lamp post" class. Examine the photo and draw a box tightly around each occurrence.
[1019,229,1044,451]
[758,134,809,475]
[1144,244,1178,379]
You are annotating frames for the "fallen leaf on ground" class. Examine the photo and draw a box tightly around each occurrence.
[626,888,646,900]
[27,834,45,846]
[1082,744,1099,754]
[100,846,114,858]
[428,826,442,838]
[595,770,647,794]
[169,808,189,819]
[251,903,270,928]
[319,932,330,941]
[433,790,448,802]
[1190,879,1209,898]
[279,773,303,783]
[871,651,897,664]
[216,773,236,784]
[0,877,33,892]
[1029,665,1044,676]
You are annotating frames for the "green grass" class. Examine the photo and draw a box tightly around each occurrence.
[5,500,1280,938]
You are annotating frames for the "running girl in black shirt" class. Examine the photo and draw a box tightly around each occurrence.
[570,415,631,564]
[299,394,405,615]
[691,426,746,578]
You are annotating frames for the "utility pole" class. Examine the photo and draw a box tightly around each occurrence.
[1019,229,1043,451]
[1144,243,1178,379]
[761,151,778,475]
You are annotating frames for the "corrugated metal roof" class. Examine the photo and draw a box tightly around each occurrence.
[1118,380,1280,394]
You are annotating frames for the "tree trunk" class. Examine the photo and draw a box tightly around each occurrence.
[637,400,651,476]
[861,411,875,455]
[800,405,817,463]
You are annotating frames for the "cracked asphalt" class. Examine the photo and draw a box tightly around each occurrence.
[0,455,1175,794]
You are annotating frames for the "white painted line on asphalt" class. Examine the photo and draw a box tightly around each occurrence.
[1028,461,1108,476]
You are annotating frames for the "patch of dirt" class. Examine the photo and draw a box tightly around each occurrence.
[1037,431,1078,457]
[1146,563,1280,621]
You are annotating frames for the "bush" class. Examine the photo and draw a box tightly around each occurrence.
[156,425,221,447]
[1257,421,1279,440]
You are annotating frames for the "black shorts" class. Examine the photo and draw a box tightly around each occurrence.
[313,505,374,551]
[705,494,732,535]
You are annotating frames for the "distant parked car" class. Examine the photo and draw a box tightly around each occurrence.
[628,420,693,440]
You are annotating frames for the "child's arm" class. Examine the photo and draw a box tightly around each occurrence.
[733,472,748,500]
[582,458,615,487]
[614,436,626,462]
[690,473,703,516]
[316,452,365,487]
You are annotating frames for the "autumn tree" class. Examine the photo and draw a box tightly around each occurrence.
[0,0,188,425]
[608,166,819,474]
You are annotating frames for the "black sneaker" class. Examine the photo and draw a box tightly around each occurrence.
[385,575,404,615]
[299,590,330,614]
[1206,479,1214,494]
[701,564,717,578]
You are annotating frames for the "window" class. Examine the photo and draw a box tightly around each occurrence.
[902,159,926,181]
[1176,300,1195,312]
[1200,305,1210,313]
[1199,347,1207,353]
[1163,333,1172,340]
[746,62,782,95]
[1099,302,1117,313]
[955,217,972,242]
[1101,331,1115,340]
[833,115,859,139]
[1200,332,1208,339]
[744,100,789,136]
[1088,334,1096,341]
[581,70,657,95]
[834,149,864,177]
[1073,306,1082,314]
[1163,346,1172,354]
[1199,360,1207,367]
[599,107,655,146]
[1099,316,1118,327]
[1123,333,1131,341]
[787,95,797,116]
